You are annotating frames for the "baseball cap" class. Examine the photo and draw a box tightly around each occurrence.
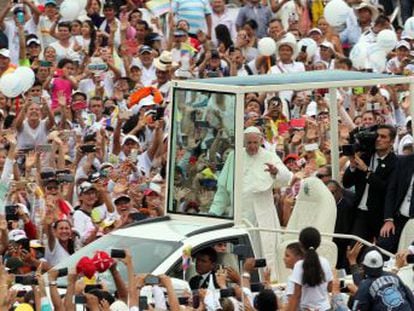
[146,32,163,42]
[308,28,322,36]
[283,154,300,164]
[121,134,139,146]
[361,247,383,277]
[27,38,41,46]
[396,40,411,50]
[8,229,28,242]
[113,194,131,205]
[174,29,187,37]
[78,181,96,195]
[45,0,57,6]
[0,48,10,58]
[320,41,334,50]
[15,303,34,311]
[139,45,152,55]
[103,1,116,9]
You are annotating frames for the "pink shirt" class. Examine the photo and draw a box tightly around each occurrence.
[51,77,72,110]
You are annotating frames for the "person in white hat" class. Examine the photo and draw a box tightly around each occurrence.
[269,35,305,111]
[152,51,177,102]
[210,126,292,276]
[386,40,411,74]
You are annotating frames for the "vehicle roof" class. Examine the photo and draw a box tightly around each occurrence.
[111,215,236,242]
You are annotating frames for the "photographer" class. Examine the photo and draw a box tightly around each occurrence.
[342,125,397,244]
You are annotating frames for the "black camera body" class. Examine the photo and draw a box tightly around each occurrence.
[342,125,378,156]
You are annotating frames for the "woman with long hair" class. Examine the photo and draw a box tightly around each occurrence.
[44,219,77,267]
[287,227,333,311]
[78,20,97,57]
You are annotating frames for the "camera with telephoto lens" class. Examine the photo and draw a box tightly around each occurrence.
[341,125,378,156]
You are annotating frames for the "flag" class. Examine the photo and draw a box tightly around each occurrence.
[146,0,170,16]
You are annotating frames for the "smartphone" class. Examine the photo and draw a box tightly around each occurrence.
[32,96,41,105]
[40,171,55,180]
[129,149,138,161]
[339,280,350,293]
[110,249,126,259]
[251,282,265,292]
[178,297,189,305]
[219,288,235,298]
[80,144,96,153]
[74,295,86,304]
[144,274,159,285]
[155,106,165,121]
[254,258,267,268]
[296,158,307,168]
[406,254,414,263]
[57,267,68,277]
[36,144,52,153]
[255,118,265,126]
[304,143,319,152]
[40,60,52,67]
[366,102,381,111]
[194,120,209,128]
[301,45,307,53]
[341,144,355,156]
[139,296,148,310]
[15,275,38,285]
[5,205,18,221]
[85,284,103,293]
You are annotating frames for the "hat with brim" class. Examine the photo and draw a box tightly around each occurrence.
[113,194,131,205]
[308,28,322,36]
[154,51,178,71]
[396,40,411,50]
[362,247,383,277]
[277,40,298,59]
[27,38,41,46]
[283,154,300,164]
[320,41,335,51]
[121,134,139,146]
[45,0,57,6]
[354,2,379,21]
[78,181,96,195]
[0,49,10,59]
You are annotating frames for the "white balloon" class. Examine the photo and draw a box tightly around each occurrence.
[60,1,81,21]
[14,66,35,93]
[368,44,387,72]
[324,0,351,27]
[404,17,414,38]
[77,0,87,9]
[350,41,368,70]
[297,38,318,59]
[377,29,397,52]
[0,72,23,98]
[258,37,276,56]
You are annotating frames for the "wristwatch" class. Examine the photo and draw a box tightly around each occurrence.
[49,281,57,286]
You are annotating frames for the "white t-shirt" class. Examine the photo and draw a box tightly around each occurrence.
[49,41,80,62]
[4,19,37,65]
[16,119,49,149]
[45,239,71,267]
[290,256,333,311]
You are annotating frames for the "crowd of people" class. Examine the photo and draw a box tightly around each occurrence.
[0,0,412,309]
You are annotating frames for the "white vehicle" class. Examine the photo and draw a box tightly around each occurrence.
[48,70,414,295]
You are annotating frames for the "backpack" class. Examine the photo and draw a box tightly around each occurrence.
[369,275,412,310]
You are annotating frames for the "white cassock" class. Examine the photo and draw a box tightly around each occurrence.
[210,147,292,273]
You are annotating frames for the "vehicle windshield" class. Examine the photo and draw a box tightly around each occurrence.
[48,234,182,289]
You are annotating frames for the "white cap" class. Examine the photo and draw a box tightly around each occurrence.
[320,41,335,51]
[121,134,139,146]
[0,49,10,58]
[379,88,390,101]
[8,229,28,242]
[308,27,322,35]
[110,300,129,311]
[396,40,411,50]
[244,126,262,135]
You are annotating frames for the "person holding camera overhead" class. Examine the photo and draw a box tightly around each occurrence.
[342,124,397,244]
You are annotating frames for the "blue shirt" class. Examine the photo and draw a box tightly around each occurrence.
[235,3,272,38]
[172,0,212,34]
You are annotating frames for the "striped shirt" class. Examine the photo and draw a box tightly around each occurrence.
[172,0,212,34]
